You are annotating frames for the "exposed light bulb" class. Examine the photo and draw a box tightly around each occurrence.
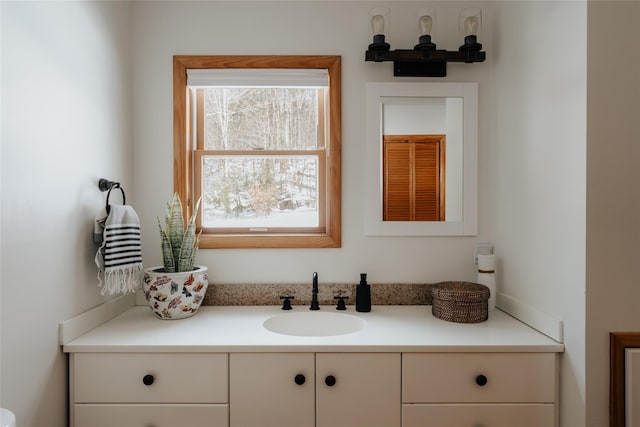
[458,7,483,59]
[418,15,433,36]
[368,7,390,54]
[464,16,479,36]
[371,14,385,35]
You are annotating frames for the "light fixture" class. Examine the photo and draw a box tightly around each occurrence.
[367,7,391,62]
[414,7,436,51]
[458,7,483,63]
[365,7,486,77]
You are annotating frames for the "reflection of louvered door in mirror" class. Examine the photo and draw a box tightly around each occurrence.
[383,135,446,221]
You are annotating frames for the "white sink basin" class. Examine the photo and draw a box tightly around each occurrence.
[263,311,366,337]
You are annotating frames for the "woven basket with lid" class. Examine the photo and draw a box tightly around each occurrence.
[431,281,489,323]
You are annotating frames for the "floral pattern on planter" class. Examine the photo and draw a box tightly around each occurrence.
[142,266,209,320]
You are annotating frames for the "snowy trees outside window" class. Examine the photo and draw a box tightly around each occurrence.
[199,88,323,229]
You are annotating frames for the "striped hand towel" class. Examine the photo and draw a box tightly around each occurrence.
[95,205,143,295]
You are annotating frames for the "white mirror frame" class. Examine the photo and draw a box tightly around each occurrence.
[364,82,478,236]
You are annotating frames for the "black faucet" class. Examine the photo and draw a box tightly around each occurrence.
[310,272,320,310]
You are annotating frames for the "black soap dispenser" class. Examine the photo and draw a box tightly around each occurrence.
[355,273,371,312]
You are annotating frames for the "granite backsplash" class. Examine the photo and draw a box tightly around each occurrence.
[202,283,433,307]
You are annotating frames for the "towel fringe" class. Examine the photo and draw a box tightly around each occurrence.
[99,265,143,296]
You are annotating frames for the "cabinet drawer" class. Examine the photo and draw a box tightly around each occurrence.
[403,353,555,403]
[74,404,228,427]
[73,353,228,403]
[402,403,555,427]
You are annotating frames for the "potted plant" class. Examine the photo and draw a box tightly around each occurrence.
[142,193,208,319]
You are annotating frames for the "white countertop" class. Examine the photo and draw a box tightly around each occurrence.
[63,305,563,353]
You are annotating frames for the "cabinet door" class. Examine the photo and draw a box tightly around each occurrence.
[383,137,444,221]
[316,353,401,427]
[229,353,314,427]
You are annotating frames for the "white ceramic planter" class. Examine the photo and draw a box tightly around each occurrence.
[142,266,209,320]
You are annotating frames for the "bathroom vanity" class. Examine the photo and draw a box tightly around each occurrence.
[63,305,563,427]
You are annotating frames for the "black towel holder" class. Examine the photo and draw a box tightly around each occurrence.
[99,178,126,213]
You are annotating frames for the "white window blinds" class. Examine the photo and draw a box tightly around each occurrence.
[187,68,329,88]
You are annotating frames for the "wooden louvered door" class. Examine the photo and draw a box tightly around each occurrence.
[383,135,445,221]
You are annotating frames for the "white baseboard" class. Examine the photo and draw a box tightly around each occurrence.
[496,292,564,343]
[59,293,136,345]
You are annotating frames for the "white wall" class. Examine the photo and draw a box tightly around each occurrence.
[132,1,493,285]
[0,2,133,426]
[489,2,587,426]
[383,98,447,134]
[586,2,640,426]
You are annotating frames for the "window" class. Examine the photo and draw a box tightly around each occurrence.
[173,56,341,248]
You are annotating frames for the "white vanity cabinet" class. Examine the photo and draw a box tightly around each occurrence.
[402,352,558,427]
[70,353,229,427]
[62,306,564,427]
[229,352,401,427]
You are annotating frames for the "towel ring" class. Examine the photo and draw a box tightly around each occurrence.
[99,178,126,214]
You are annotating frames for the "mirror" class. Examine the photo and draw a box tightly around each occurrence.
[364,82,478,236]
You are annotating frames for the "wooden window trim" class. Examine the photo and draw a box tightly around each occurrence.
[173,55,341,248]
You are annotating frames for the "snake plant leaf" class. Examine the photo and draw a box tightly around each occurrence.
[158,219,175,273]
[164,202,171,227]
[177,221,196,272]
[177,197,201,272]
[182,230,202,272]
[158,194,201,273]
[194,229,202,250]
[166,193,184,268]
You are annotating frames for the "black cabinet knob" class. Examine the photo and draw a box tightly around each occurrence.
[325,375,336,387]
[475,374,488,386]
[142,374,154,386]
[294,374,306,385]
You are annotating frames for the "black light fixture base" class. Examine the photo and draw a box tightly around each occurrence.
[394,61,447,77]
[365,47,484,77]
